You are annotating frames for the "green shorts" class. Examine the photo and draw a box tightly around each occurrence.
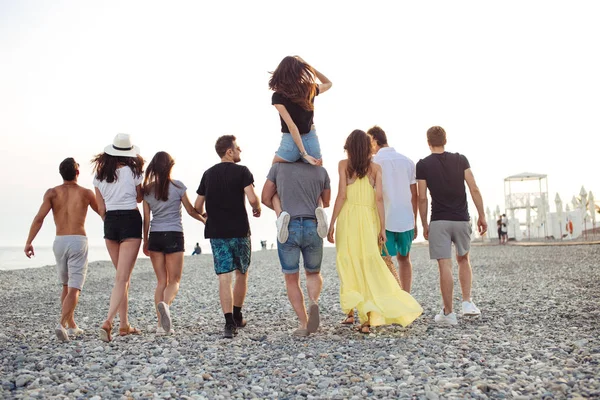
[382,229,414,257]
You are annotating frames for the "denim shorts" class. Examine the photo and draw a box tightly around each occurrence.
[382,229,414,257]
[277,217,323,274]
[148,231,185,254]
[104,210,142,242]
[275,129,322,162]
[210,237,251,275]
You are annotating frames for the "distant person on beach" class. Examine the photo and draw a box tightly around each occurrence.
[142,151,206,335]
[327,130,423,334]
[261,161,331,337]
[92,133,145,342]
[195,135,261,339]
[24,158,99,342]
[367,126,418,293]
[416,126,487,325]
[191,243,202,256]
[497,217,502,244]
[501,213,508,244]
[269,55,332,244]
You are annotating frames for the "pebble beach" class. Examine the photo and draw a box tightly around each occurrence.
[1,244,599,399]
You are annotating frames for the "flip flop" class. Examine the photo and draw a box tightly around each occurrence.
[356,323,371,334]
[99,322,113,343]
[119,325,141,337]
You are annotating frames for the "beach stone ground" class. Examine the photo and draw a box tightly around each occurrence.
[0,244,599,399]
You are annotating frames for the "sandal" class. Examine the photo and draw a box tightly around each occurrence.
[341,315,355,325]
[356,322,370,334]
[99,321,113,343]
[119,325,141,336]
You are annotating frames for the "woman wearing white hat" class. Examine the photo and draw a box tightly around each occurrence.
[92,133,145,342]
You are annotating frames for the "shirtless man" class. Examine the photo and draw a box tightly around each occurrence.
[24,158,99,342]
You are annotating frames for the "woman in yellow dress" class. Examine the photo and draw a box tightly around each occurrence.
[327,130,423,333]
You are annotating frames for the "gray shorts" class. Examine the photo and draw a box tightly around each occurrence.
[53,235,89,290]
[428,220,472,260]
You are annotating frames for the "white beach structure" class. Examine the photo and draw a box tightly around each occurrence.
[504,172,547,240]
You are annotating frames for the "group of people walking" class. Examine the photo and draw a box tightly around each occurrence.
[24,56,488,342]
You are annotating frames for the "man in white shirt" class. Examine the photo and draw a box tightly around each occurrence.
[367,126,418,293]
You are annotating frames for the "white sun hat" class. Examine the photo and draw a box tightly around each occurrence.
[104,133,140,157]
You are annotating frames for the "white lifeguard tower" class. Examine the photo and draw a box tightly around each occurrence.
[504,172,549,240]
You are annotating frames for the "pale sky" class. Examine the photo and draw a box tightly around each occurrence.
[1,1,599,250]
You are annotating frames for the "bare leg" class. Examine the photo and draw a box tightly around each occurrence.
[305,271,323,303]
[456,252,473,301]
[218,272,234,314]
[164,252,184,305]
[102,239,141,330]
[61,287,80,328]
[233,270,248,308]
[150,251,167,325]
[59,285,68,326]
[397,253,413,293]
[438,258,454,313]
[272,155,290,164]
[284,273,308,328]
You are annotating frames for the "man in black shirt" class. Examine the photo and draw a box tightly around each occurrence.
[416,126,487,326]
[195,135,261,338]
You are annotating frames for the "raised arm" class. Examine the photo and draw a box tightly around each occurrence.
[182,193,206,224]
[244,184,261,218]
[261,179,277,210]
[417,180,429,240]
[24,189,54,258]
[327,160,348,243]
[295,56,332,93]
[464,168,487,235]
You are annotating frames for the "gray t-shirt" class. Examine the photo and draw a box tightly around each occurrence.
[266,163,330,218]
[144,180,187,232]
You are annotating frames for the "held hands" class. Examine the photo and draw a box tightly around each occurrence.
[143,240,150,257]
[252,208,261,218]
[422,223,429,240]
[24,244,34,258]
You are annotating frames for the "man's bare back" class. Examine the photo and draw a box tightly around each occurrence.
[50,183,97,236]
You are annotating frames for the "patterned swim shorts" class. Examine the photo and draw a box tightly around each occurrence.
[209,237,251,275]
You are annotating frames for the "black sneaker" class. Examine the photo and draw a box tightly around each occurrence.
[224,323,237,339]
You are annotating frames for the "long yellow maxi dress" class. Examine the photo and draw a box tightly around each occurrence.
[335,176,423,327]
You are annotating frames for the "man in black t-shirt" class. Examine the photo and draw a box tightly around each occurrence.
[416,126,487,326]
[195,135,262,338]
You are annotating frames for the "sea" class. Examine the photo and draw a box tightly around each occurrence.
[0,245,147,271]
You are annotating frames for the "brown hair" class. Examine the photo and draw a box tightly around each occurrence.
[427,126,447,147]
[344,130,372,179]
[215,135,237,158]
[91,153,144,183]
[144,151,181,201]
[366,125,388,147]
[59,157,78,181]
[268,56,317,111]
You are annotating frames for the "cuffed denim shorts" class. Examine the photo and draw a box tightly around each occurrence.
[104,209,142,242]
[277,217,323,274]
[275,129,322,162]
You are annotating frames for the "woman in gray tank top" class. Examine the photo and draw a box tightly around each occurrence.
[142,152,206,334]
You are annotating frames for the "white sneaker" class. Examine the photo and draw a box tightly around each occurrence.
[157,302,171,333]
[462,301,481,316]
[315,207,328,239]
[55,324,70,342]
[67,327,84,336]
[276,211,290,243]
[156,326,175,336]
[434,309,458,325]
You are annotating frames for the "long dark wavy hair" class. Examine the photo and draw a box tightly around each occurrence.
[91,153,144,183]
[269,56,317,111]
[143,151,181,201]
[344,130,372,179]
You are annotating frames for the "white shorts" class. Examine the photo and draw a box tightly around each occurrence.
[53,235,89,290]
